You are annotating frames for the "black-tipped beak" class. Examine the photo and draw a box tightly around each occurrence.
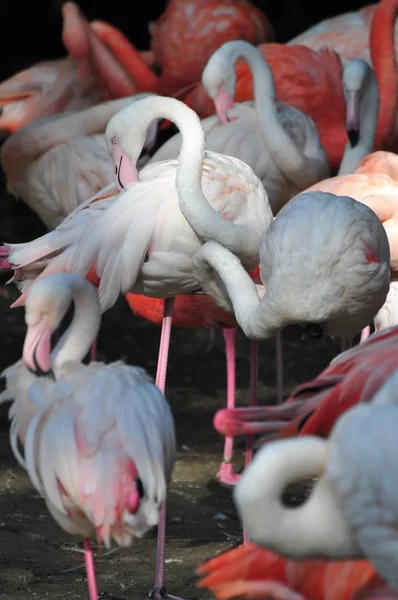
[347,129,360,148]
[27,344,55,379]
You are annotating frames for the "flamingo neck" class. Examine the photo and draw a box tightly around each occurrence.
[371,0,398,149]
[234,437,360,559]
[54,277,101,368]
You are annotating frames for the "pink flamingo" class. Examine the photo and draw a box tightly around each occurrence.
[0,273,176,600]
[0,94,159,230]
[0,95,272,597]
[233,369,398,592]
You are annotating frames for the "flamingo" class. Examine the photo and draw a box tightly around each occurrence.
[111,0,274,96]
[0,2,153,135]
[191,191,390,344]
[212,324,398,444]
[0,273,176,600]
[196,542,392,600]
[287,0,398,65]
[375,281,398,330]
[150,40,330,216]
[178,0,398,169]
[303,151,398,278]
[0,95,272,597]
[233,369,398,592]
[0,86,248,488]
[0,93,159,230]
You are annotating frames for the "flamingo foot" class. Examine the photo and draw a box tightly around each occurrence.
[217,461,240,487]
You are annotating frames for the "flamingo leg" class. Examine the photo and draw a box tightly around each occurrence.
[83,538,98,600]
[275,331,284,404]
[90,341,97,362]
[217,328,240,487]
[244,341,259,469]
[360,325,371,343]
[150,297,187,600]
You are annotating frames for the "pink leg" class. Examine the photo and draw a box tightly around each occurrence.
[90,340,97,362]
[83,538,98,600]
[275,331,284,404]
[244,341,259,469]
[150,298,186,600]
[360,326,371,343]
[217,328,240,487]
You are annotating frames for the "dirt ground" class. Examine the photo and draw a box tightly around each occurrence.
[0,188,338,600]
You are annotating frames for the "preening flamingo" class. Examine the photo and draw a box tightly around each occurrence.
[0,273,176,600]
[151,40,330,216]
[0,95,271,306]
[233,369,398,592]
[213,323,398,443]
[196,542,391,600]
[0,95,271,595]
[0,94,158,229]
[180,0,398,169]
[191,191,390,342]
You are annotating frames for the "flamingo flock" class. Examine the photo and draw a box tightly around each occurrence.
[1,1,398,599]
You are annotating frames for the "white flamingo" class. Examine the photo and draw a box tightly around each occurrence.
[0,273,176,600]
[151,40,330,216]
[233,367,398,591]
[0,93,159,229]
[0,94,272,597]
[190,190,390,343]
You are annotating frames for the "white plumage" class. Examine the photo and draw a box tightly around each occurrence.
[1,273,176,546]
[150,40,329,215]
[4,96,272,313]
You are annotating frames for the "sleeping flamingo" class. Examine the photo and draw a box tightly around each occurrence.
[0,93,159,229]
[140,0,274,95]
[0,273,176,600]
[179,0,398,169]
[150,40,330,216]
[0,95,272,597]
[233,369,398,592]
[196,542,392,600]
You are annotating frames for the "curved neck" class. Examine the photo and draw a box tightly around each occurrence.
[338,70,380,174]
[1,97,136,176]
[53,278,101,368]
[227,42,317,187]
[193,240,284,340]
[234,438,360,559]
[139,96,267,263]
[371,0,398,149]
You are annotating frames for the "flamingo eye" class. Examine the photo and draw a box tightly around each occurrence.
[111,136,117,144]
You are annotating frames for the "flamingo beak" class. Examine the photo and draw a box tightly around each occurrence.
[214,85,235,125]
[345,90,360,147]
[23,318,53,376]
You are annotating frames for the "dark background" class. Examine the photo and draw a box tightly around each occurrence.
[0,0,371,81]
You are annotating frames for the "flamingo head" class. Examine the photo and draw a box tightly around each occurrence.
[343,59,375,148]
